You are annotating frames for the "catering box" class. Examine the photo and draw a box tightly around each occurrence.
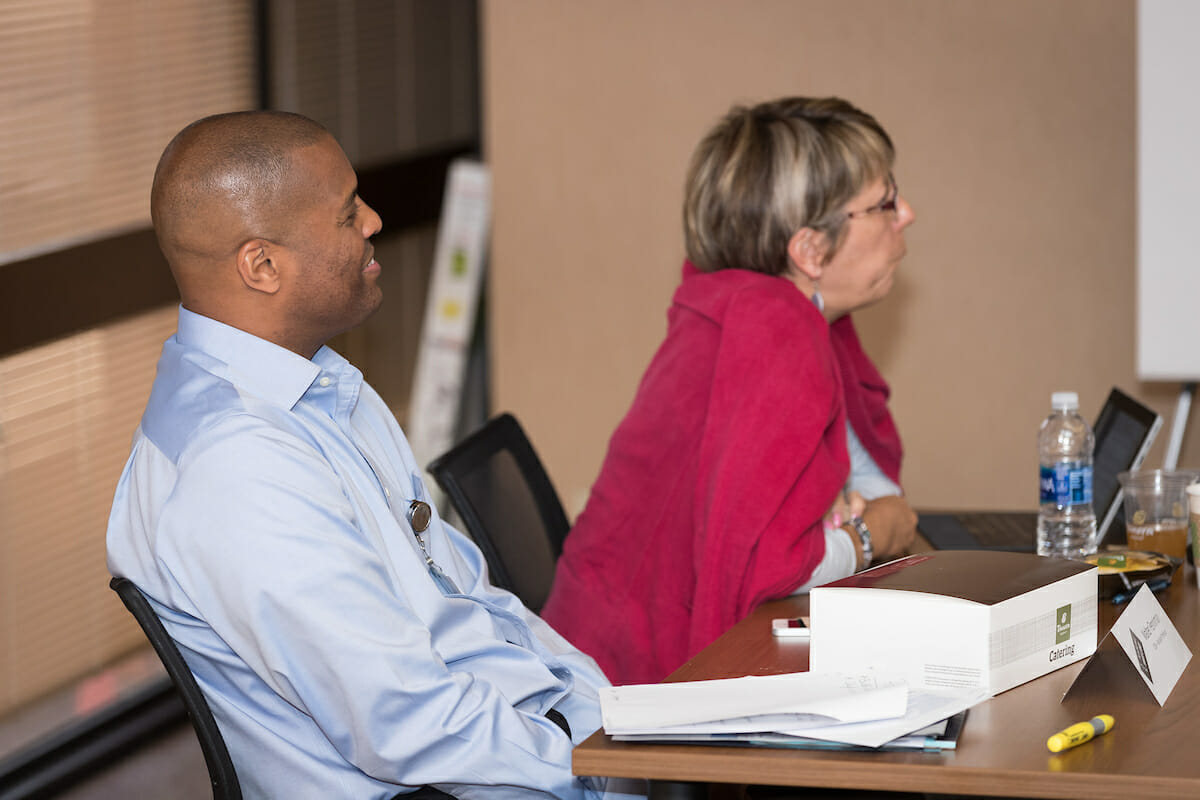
[809,550,1098,696]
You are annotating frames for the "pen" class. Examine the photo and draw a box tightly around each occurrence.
[1111,578,1171,606]
[1046,715,1114,753]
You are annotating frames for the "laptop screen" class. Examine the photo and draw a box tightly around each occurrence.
[1092,387,1164,544]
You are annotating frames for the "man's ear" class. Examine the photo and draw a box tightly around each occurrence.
[235,239,282,295]
[786,228,829,282]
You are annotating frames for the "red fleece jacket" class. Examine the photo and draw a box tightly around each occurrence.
[542,262,901,685]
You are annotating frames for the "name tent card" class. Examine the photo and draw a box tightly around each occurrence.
[1064,583,1192,706]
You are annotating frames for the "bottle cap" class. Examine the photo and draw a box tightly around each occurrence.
[1051,391,1079,410]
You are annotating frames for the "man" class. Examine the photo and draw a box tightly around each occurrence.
[107,111,636,799]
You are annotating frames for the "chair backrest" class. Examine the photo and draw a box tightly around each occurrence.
[426,413,570,612]
[109,577,242,800]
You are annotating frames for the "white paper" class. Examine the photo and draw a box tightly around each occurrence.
[599,672,906,735]
[614,715,959,751]
[1113,583,1193,706]
[776,686,989,748]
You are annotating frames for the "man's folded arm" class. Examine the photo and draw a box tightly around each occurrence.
[156,424,599,798]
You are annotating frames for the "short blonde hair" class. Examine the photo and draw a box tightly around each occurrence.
[683,97,894,275]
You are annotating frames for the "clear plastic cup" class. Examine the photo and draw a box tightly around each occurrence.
[1118,470,1194,565]
[1189,483,1200,587]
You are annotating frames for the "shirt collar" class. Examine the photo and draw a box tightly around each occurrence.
[175,306,342,409]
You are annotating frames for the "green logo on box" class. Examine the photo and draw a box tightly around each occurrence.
[1056,604,1072,644]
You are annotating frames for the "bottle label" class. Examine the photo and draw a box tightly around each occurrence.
[1040,462,1093,507]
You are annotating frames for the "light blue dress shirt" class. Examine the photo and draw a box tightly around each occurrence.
[106,308,627,799]
[845,421,902,501]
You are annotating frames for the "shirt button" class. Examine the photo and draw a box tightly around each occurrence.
[319,377,332,387]
[384,487,391,498]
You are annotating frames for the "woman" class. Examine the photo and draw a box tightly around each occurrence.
[542,97,918,685]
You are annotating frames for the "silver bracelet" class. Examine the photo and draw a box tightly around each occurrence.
[847,516,873,569]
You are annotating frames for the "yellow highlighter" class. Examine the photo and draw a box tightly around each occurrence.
[1047,715,1115,753]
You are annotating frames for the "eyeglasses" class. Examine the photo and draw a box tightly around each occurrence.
[844,175,899,219]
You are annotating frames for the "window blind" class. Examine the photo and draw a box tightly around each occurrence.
[0,0,254,715]
[0,306,178,715]
[0,0,256,264]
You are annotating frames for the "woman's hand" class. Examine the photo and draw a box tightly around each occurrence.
[859,494,918,561]
[824,490,865,529]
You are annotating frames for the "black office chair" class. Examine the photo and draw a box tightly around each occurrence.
[109,577,242,800]
[427,412,570,612]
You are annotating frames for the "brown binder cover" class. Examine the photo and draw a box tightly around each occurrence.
[823,550,1095,606]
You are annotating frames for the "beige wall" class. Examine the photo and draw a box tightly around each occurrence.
[482,0,1189,518]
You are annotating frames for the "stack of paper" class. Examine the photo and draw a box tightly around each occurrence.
[599,672,987,750]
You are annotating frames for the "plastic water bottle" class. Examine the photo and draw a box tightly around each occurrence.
[1037,391,1097,558]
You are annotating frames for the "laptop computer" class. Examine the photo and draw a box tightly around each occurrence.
[918,387,1163,552]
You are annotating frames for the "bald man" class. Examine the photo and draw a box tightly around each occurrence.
[106,111,637,800]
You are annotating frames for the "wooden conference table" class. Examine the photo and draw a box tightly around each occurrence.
[573,558,1200,799]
